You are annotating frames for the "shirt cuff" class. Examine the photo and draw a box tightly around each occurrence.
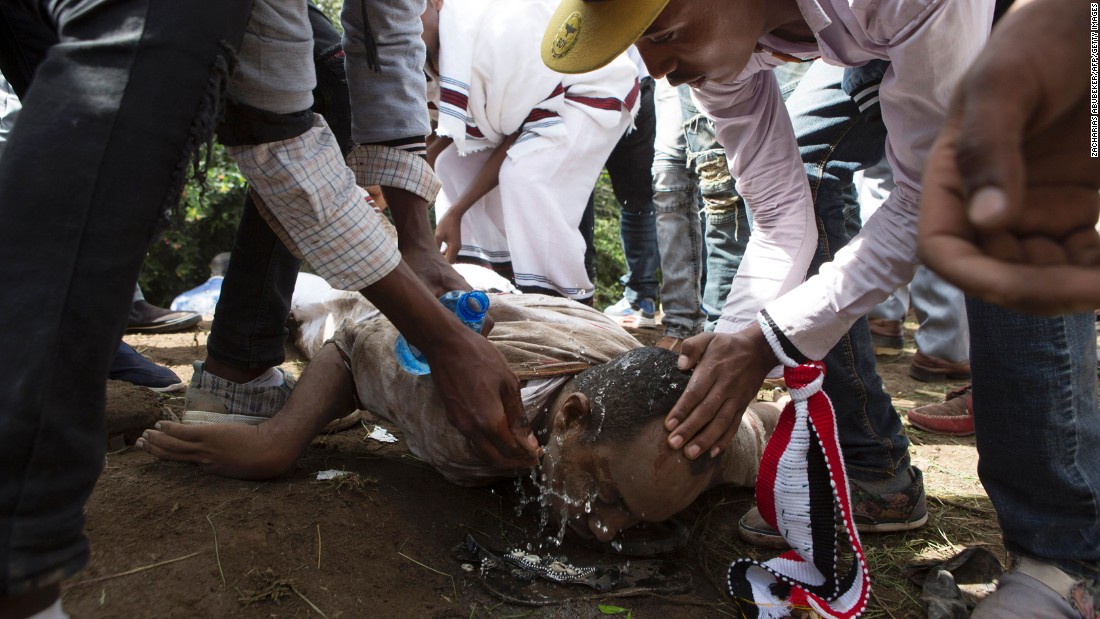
[346,143,442,203]
[758,309,810,366]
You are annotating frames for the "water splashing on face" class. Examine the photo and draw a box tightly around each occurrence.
[525,443,599,549]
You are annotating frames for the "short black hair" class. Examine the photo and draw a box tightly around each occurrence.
[571,347,691,445]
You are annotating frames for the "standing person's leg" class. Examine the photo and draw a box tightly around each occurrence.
[652,78,705,347]
[908,266,970,381]
[969,304,1100,617]
[679,87,750,328]
[192,5,350,421]
[0,0,250,612]
[1,73,192,394]
[791,60,914,483]
[859,157,909,352]
[603,77,660,312]
[202,192,301,378]
[579,195,596,283]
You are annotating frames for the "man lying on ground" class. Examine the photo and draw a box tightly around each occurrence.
[137,294,778,543]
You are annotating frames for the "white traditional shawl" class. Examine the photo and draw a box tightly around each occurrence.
[433,0,639,160]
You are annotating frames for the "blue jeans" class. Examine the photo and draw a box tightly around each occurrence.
[694,65,809,328]
[968,302,1100,578]
[600,76,660,304]
[0,0,250,596]
[870,265,970,362]
[208,3,349,371]
[679,86,752,327]
[788,59,910,480]
[652,79,706,338]
[652,80,752,338]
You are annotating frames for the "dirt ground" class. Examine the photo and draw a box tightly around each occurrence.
[65,317,996,619]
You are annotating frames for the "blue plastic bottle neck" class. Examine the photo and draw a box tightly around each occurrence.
[453,290,489,324]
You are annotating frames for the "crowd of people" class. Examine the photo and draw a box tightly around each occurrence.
[0,0,1096,617]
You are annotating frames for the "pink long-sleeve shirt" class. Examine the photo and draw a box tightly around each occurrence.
[698,0,993,360]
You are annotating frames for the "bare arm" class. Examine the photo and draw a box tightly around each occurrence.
[361,260,539,467]
[426,134,453,169]
[434,132,520,262]
[384,186,470,294]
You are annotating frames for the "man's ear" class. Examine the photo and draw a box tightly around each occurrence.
[557,392,591,431]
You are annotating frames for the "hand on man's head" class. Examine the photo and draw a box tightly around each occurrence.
[663,324,777,460]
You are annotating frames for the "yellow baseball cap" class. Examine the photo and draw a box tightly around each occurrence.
[541,0,670,74]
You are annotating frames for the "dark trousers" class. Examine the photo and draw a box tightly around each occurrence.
[581,76,660,303]
[0,0,251,595]
[788,59,910,480]
[207,3,350,370]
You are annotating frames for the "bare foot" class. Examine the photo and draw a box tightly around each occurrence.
[136,421,298,480]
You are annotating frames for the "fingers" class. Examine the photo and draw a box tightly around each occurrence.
[921,233,1100,314]
[664,336,733,458]
[664,334,716,433]
[681,400,745,460]
[135,422,205,463]
[675,333,714,371]
[464,421,538,469]
[665,363,719,439]
[950,44,1032,232]
[1064,228,1100,267]
[443,241,459,263]
[701,403,746,459]
[501,375,541,462]
[433,340,538,468]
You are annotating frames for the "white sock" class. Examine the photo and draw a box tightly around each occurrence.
[29,599,69,619]
[244,367,285,388]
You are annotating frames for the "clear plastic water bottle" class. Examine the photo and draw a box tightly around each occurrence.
[394,290,491,375]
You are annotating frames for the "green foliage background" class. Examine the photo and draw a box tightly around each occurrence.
[591,171,629,309]
[138,145,247,306]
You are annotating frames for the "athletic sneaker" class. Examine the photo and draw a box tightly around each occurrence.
[738,466,928,548]
[183,361,361,432]
[182,361,296,425]
[603,296,657,330]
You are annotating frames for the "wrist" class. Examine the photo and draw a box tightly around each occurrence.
[417,319,479,361]
[745,321,781,375]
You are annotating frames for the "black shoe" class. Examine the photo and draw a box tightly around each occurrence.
[127,300,202,334]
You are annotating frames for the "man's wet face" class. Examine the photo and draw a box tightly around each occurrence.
[542,416,713,543]
[633,0,766,87]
